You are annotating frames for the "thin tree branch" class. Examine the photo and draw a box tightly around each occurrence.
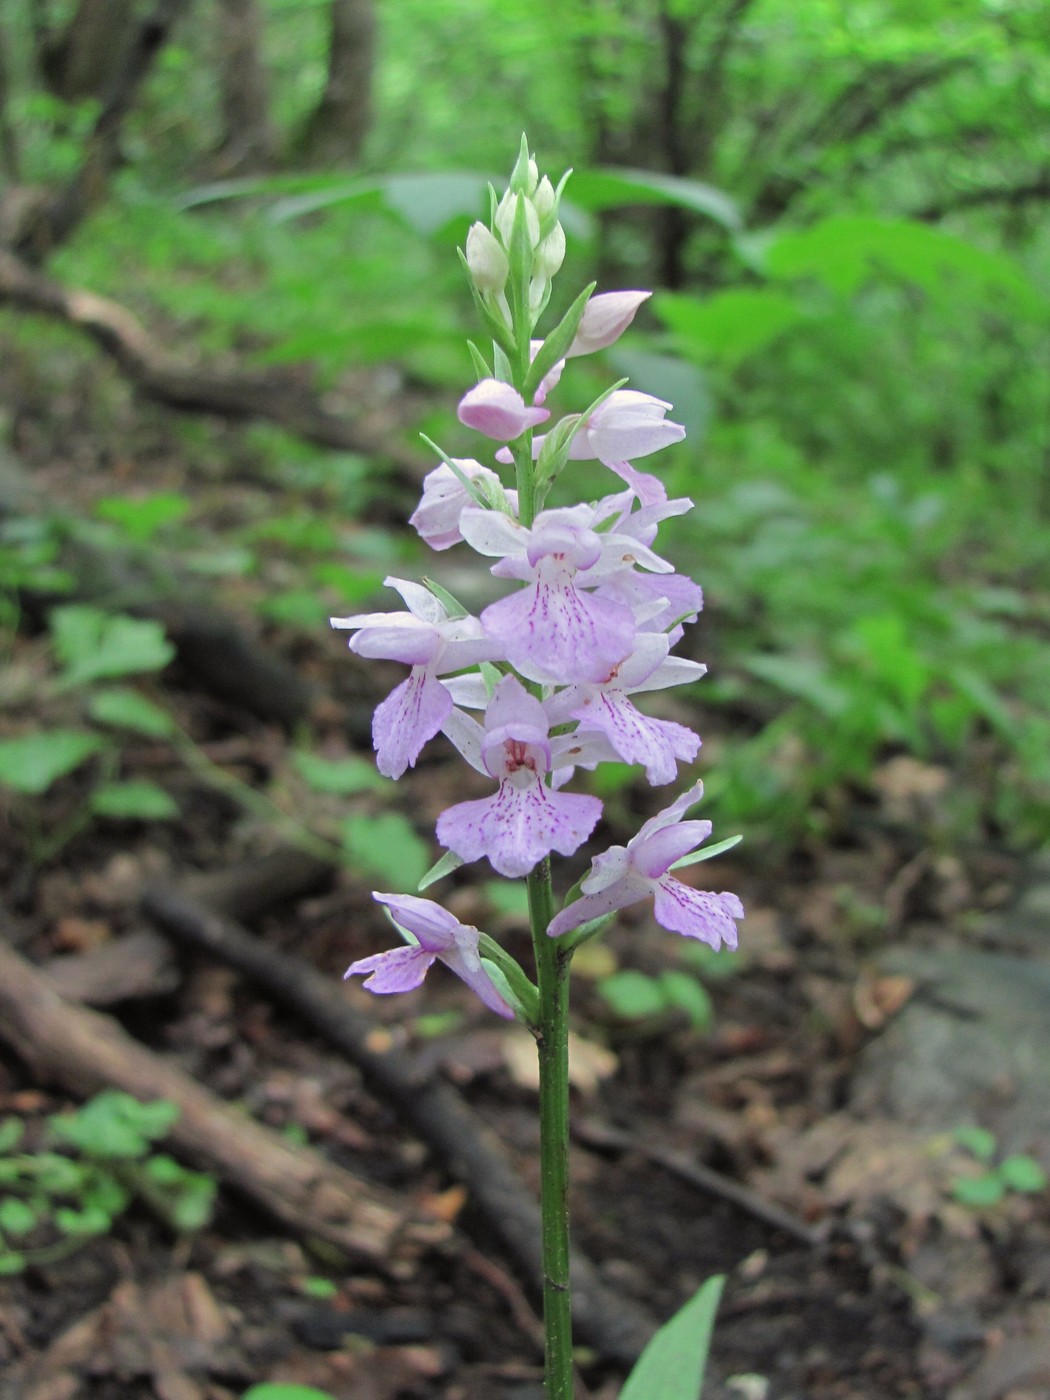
[14,0,188,263]
[915,174,1050,220]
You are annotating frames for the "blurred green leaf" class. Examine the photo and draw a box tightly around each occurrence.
[340,812,429,890]
[998,1155,1048,1194]
[88,688,176,738]
[0,730,103,795]
[94,493,190,542]
[292,751,389,795]
[89,781,179,821]
[51,607,175,685]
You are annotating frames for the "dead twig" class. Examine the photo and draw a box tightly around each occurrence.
[574,1118,824,1248]
[0,925,411,1267]
[141,881,657,1367]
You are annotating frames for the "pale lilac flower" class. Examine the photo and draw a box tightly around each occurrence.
[345,892,513,1018]
[571,390,685,464]
[460,504,637,685]
[331,578,500,779]
[436,676,602,879]
[409,459,518,551]
[530,339,564,406]
[545,633,705,785]
[547,781,743,945]
[567,291,651,358]
[458,379,550,441]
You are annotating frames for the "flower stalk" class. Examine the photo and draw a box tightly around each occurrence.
[334,137,744,1397]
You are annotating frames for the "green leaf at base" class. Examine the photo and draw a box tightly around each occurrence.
[619,1274,724,1400]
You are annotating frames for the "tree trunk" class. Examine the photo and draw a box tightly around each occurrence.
[299,0,375,167]
[214,0,275,174]
[0,21,20,179]
[37,0,138,102]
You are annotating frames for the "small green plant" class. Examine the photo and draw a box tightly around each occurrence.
[241,1386,338,1400]
[0,604,180,859]
[949,1125,1048,1208]
[0,1091,217,1274]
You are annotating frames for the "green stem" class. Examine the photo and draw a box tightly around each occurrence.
[528,859,575,1400]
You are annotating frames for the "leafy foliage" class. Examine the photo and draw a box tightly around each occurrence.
[0,1093,216,1275]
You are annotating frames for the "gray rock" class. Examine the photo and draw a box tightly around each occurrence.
[850,947,1050,1163]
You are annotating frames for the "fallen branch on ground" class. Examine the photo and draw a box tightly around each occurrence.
[0,926,415,1268]
[0,249,427,473]
[141,881,657,1367]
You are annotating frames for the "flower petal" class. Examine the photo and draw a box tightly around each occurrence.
[651,880,743,948]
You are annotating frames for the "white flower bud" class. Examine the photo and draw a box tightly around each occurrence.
[496,191,540,250]
[532,175,556,222]
[465,221,509,293]
[534,222,565,280]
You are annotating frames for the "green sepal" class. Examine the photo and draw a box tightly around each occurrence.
[492,342,514,383]
[479,933,540,1025]
[457,248,515,355]
[418,849,464,891]
[418,434,490,508]
[467,340,493,382]
[506,192,534,349]
[670,833,743,871]
[422,577,469,621]
[534,377,629,501]
[523,281,595,403]
[508,133,533,194]
[478,661,503,698]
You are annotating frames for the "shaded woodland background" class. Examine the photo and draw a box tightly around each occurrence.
[0,2,1049,1398]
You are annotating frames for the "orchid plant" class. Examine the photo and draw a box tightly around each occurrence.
[332,139,744,1399]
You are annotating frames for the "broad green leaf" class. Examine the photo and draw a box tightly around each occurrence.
[0,1252,26,1275]
[88,688,175,738]
[51,606,175,685]
[94,493,190,542]
[341,812,429,890]
[241,1385,339,1400]
[90,781,179,820]
[257,590,328,628]
[619,1275,725,1400]
[599,970,667,1021]
[0,729,103,794]
[0,1118,25,1153]
[568,168,740,232]
[292,751,389,795]
[741,655,849,719]
[0,1199,37,1236]
[951,1174,1005,1208]
[953,1124,997,1162]
[655,289,802,369]
[54,1205,113,1237]
[766,217,1035,305]
[658,971,714,1030]
[998,1155,1048,1194]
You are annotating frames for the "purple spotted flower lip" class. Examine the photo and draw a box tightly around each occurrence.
[544,633,705,786]
[546,781,744,946]
[345,893,513,1018]
[459,502,679,686]
[437,676,603,879]
[330,577,501,779]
